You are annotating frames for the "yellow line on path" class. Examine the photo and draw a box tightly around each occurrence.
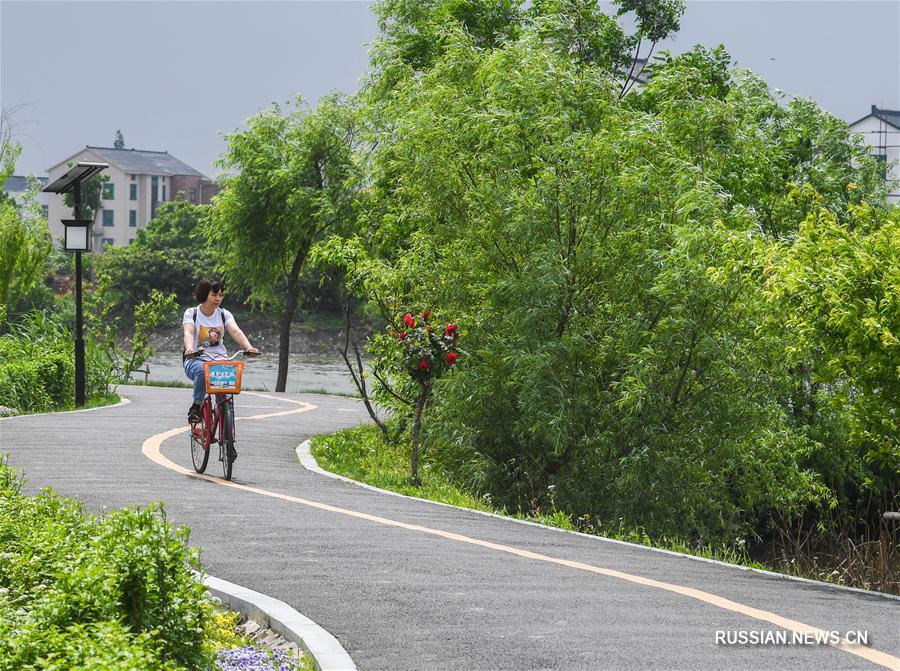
[142,392,899,670]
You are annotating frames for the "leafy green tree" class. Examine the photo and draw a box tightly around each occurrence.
[352,30,842,543]
[132,199,207,250]
[531,0,684,94]
[86,286,178,382]
[114,129,125,149]
[62,172,106,224]
[629,45,897,525]
[0,201,50,326]
[0,140,51,327]
[93,200,212,319]
[633,45,889,237]
[0,120,19,212]
[210,95,359,391]
[369,0,684,97]
[370,0,523,80]
[760,201,899,493]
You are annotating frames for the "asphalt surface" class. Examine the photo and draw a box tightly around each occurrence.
[1,385,897,671]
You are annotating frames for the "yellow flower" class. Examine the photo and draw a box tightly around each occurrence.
[847,182,857,191]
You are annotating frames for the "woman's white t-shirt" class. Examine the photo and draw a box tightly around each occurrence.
[183,306,234,360]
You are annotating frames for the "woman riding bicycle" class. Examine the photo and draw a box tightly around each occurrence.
[183,278,258,423]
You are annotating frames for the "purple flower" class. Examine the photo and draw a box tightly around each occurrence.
[215,644,302,671]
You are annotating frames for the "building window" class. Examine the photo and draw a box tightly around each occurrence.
[130,183,137,200]
[131,174,136,181]
[162,185,166,201]
[102,210,114,227]
[41,205,48,218]
[128,238,134,245]
[151,176,158,218]
[102,183,115,200]
[189,189,196,202]
[102,237,114,247]
[129,210,137,227]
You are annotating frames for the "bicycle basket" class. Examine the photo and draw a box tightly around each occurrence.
[203,361,244,394]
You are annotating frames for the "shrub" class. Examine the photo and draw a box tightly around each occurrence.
[0,458,213,670]
[0,310,113,412]
[0,620,179,671]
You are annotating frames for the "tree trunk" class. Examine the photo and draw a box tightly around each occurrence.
[275,246,308,392]
[338,294,392,442]
[410,383,430,484]
[276,305,292,393]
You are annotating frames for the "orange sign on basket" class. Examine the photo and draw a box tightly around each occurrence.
[203,361,244,394]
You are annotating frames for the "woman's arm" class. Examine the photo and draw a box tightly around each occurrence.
[183,322,196,353]
[225,320,258,352]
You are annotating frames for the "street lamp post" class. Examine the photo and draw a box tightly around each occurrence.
[44,162,108,407]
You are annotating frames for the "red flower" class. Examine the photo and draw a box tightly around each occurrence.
[403,313,415,328]
[398,331,407,340]
[427,326,434,333]
[422,309,430,320]
[444,323,458,337]
[446,352,458,365]
[417,358,431,370]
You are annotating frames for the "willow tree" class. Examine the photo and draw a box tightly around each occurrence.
[367,0,685,98]
[356,27,882,544]
[211,95,359,391]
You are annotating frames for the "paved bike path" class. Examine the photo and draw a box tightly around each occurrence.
[1,385,897,670]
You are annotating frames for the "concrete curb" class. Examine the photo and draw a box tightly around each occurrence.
[202,573,357,671]
[296,439,900,603]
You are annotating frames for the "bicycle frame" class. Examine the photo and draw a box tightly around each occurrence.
[189,349,257,480]
[201,393,234,446]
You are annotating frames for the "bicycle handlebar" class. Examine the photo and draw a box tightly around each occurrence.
[185,347,261,360]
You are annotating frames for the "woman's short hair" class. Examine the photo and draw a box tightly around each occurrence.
[194,278,225,303]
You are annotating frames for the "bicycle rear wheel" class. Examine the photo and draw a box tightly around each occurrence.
[190,419,209,473]
[220,399,235,481]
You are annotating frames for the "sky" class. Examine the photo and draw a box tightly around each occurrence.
[2,0,898,179]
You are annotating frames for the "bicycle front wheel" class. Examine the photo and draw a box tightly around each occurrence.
[220,399,235,481]
[190,420,209,473]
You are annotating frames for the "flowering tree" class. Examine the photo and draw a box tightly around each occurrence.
[387,309,462,482]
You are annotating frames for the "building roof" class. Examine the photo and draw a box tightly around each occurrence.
[49,146,207,178]
[85,146,207,177]
[3,175,48,193]
[849,105,900,130]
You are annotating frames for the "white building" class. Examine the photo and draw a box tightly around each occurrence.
[848,105,899,202]
[46,146,217,248]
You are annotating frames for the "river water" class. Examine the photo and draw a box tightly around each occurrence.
[142,352,359,395]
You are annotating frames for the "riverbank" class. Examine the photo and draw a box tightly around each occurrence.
[144,311,369,395]
[149,311,366,357]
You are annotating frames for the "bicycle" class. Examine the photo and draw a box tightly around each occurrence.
[187,349,259,480]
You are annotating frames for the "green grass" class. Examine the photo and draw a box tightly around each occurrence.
[312,424,773,572]
[119,379,192,389]
[294,387,361,398]
[312,424,494,510]
[3,393,122,417]
[71,393,122,411]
